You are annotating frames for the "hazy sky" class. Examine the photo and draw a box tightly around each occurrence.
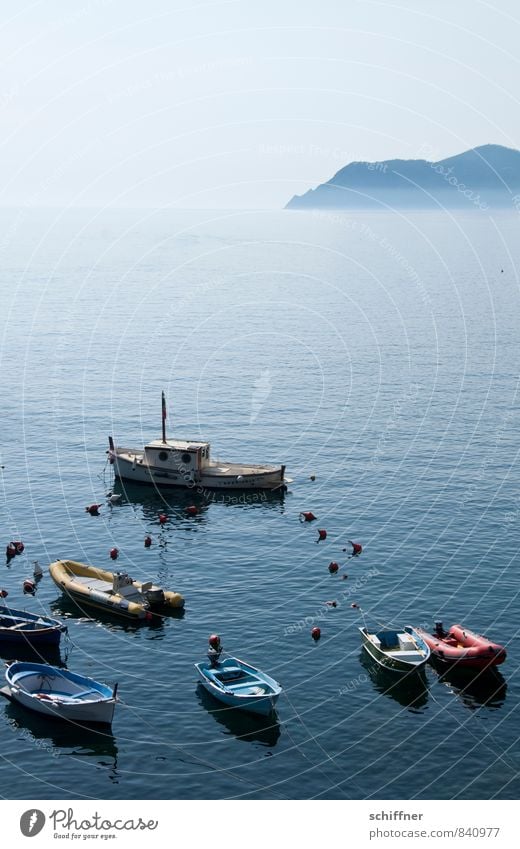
[1,0,519,208]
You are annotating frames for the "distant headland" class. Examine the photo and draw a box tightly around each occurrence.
[285,144,520,210]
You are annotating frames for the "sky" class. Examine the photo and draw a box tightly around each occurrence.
[1,0,519,208]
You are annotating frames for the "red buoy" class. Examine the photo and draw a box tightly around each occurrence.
[86,504,101,516]
[12,541,24,554]
[144,536,152,548]
[348,540,363,556]
[23,579,35,594]
[109,547,119,560]
[317,529,327,542]
[311,626,321,641]
[0,589,8,598]
[145,611,154,621]
[186,505,198,516]
[299,511,317,522]
[328,561,339,574]
[6,543,16,559]
[158,513,168,525]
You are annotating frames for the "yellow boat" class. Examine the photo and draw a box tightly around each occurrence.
[49,560,184,620]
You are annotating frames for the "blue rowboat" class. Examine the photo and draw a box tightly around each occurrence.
[359,625,430,673]
[195,656,282,716]
[0,606,66,646]
[4,662,117,725]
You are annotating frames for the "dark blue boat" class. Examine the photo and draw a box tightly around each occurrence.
[0,607,66,646]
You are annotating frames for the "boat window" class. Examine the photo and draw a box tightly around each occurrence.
[158,451,169,462]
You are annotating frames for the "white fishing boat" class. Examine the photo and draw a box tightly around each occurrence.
[3,662,117,724]
[108,393,289,491]
[195,636,282,716]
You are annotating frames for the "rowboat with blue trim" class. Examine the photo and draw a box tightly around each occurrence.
[195,635,282,716]
[359,626,430,673]
[0,606,66,646]
[4,662,117,724]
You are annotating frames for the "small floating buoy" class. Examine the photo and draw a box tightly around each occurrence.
[341,573,349,580]
[6,543,16,559]
[86,504,101,516]
[145,611,154,621]
[12,541,24,554]
[107,491,122,504]
[317,529,327,542]
[325,600,337,607]
[144,535,152,548]
[311,626,321,641]
[109,547,119,560]
[348,540,362,556]
[309,475,316,482]
[186,505,198,516]
[33,560,43,578]
[0,589,8,598]
[23,578,35,594]
[299,511,317,522]
[351,602,359,609]
[158,513,168,525]
[328,561,339,574]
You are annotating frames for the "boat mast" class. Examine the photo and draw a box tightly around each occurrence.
[161,391,167,443]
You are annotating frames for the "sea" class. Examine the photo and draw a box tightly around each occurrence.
[0,206,518,800]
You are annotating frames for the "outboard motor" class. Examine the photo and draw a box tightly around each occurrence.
[208,634,222,667]
[434,621,444,638]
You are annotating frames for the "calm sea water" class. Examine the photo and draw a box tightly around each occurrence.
[0,207,519,800]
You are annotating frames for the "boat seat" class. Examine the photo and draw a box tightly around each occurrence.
[71,689,98,700]
[216,667,244,682]
[391,651,424,661]
[239,685,265,696]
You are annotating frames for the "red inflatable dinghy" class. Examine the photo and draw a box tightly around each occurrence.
[415,622,506,670]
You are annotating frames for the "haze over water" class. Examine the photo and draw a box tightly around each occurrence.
[0,207,518,799]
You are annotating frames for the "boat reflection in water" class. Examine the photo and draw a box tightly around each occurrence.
[360,652,429,711]
[49,596,180,631]
[108,477,287,522]
[0,641,67,668]
[433,662,507,710]
[196,685,281,748]
[3,698,119,781]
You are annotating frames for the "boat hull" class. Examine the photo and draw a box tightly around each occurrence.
[113,454,287,491]
[5,662,116,725]
[49,560,184,620]
[195,657,282,716]
[359,626,430,674]
[0,607,65,646]
[415,625,506,670]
